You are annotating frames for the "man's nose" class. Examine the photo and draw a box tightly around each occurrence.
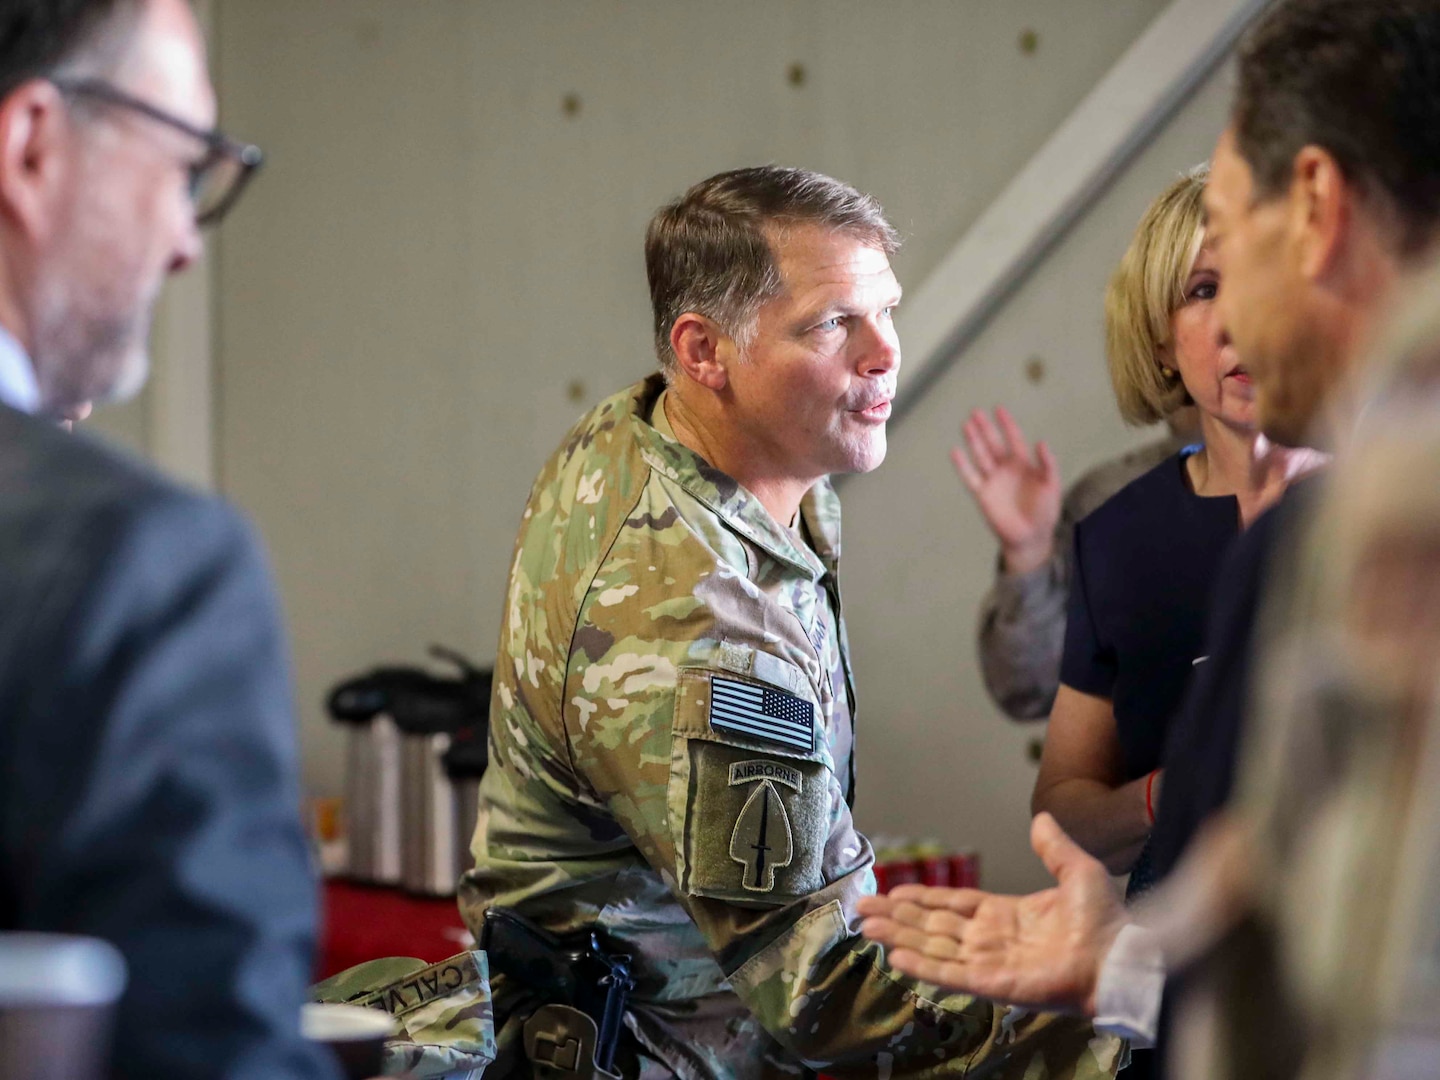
[168,216,204,275]
[857,318,901,376]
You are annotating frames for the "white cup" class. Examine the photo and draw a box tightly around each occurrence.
[0,933,127,1080]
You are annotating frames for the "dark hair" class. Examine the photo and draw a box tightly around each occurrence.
[645,165,900,372]
[1234,0,1440,256]
[0,0,143,101]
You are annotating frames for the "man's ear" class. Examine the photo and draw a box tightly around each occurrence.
[0,80,71,244]
[670,313,732,391]
[1288,144,1351,282]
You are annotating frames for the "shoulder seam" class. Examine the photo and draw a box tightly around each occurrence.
[557,461,655,784]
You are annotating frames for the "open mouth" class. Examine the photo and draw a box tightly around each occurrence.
[1225,366,1252,384]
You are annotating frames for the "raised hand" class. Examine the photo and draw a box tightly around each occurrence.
[857,813,1128,1016]
[951,406,1062,576]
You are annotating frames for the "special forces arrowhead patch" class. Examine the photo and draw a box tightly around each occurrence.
[728,761,800,892]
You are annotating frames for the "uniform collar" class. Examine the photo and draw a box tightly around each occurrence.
[0,324,39,415]
[634,375,841,581]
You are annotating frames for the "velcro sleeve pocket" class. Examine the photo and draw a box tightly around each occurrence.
[669,665,835,906]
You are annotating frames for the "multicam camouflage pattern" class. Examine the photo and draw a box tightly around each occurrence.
[311,952,496,1078]
[460,374,1122,1079]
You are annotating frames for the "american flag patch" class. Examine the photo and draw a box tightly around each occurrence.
[709,676,814,752]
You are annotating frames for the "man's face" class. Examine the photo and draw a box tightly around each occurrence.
[722,225,902,487]
[1204,127,1332,447]
[33,0,212,414]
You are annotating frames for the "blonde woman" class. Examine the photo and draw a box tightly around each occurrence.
[1030,166,1321,895]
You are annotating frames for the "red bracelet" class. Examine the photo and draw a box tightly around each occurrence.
[1145,770,1159,825]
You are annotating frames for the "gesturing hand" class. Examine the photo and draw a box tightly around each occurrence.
[951,406,1061,576]
[857,813,1129,1016]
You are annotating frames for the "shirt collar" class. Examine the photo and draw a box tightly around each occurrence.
[639,378,840,580]
[0,325,39,415]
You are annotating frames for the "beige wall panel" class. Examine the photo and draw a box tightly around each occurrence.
[213,1,1178,831]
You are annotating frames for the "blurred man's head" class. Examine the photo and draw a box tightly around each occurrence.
[0,0,248,419]
[1205,0,1440,447]
[646,167,902,510]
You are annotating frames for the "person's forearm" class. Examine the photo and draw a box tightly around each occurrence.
[1001,537,1055,577]
[1031,776,1151,874]
[714,882,1120,1077]
[977,555,1068,720]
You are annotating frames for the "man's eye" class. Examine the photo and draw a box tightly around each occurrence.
[814,317,843,332]
[880,306,897,321]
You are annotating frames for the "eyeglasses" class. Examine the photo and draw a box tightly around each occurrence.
[49,76,262,227]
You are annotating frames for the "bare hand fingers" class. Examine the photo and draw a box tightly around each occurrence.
[963,416,998,475]
[1030,812,1104,884]
[887,899,974,941]
[886,884,985,917]
[885,948,977,992]
[950,445,982,491]
[856,893,895,915]
[994,406,1034,466]
[1036,440,1060,487]
[972,409,1010,464]
[861,917,965,961]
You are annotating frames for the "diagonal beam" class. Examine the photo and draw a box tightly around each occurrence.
[890,0,1271,429]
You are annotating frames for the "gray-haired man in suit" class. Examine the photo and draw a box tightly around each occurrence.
[0,2,338,1077]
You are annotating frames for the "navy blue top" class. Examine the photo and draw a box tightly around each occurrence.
[1059,451,1240,780]
[1151,485,1312,878]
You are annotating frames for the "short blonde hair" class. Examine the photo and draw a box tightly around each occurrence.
[1104,165,1209,426]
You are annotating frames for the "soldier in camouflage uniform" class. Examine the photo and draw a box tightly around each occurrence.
[459,166,1121,1079]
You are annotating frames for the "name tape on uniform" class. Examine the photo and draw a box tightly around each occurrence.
[708,676,814,753]
[349,953,484,1018]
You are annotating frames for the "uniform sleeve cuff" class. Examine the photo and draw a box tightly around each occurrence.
[1092,923,1164,1048]
[989,556,1061,617]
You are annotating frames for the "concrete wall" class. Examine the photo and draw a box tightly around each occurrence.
[93,0,1236,893]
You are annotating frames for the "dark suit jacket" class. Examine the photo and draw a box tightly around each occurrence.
[0,406,339,1079]
[1147,485,1313,1077]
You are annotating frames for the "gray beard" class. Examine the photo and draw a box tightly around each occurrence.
[31,287,152,415]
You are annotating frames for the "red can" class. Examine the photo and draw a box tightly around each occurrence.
[917,842,950,887]
[888,842,923,889]
[948,851,981,889]
[873,861,892,895]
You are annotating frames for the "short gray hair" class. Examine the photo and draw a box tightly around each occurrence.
[645,165,900,373]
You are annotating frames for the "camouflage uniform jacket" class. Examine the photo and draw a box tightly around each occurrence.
[461,375,1120,1080]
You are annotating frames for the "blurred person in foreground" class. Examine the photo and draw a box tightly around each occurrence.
[1029,165,1321,896]
[858,0,1440,1066]
[0,2,337,1078]
[461,165,1121,1079]
[1169,265,1440,1080]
